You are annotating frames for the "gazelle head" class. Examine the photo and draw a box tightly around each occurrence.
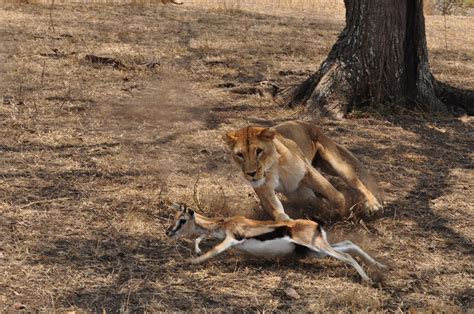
[166,203,196,238]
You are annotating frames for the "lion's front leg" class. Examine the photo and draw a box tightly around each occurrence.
[254,187,291,221]
[302,167,348,218]
[286,185,334,215]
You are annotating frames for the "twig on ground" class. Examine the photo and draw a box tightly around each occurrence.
[49,0,55,33]
[40,60,46,86]
[18,197,71,209]
[85,54,126,69]
[359,219,372,234]
[193,171,204,212]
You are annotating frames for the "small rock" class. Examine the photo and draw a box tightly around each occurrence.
[3,95,12,105]
[284,287,300,299]
[13,302,26,310]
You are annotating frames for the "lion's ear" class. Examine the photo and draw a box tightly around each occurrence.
[223,131,238,146]
[257,128,276,141]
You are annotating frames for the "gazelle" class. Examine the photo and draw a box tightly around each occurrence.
[166,203,386,282]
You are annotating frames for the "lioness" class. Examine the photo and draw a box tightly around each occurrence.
[224,121,382,221]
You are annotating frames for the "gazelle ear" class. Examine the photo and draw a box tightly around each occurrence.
[257,128,276,141]
[171,203,181,210]
[172,203,187,212]
[223,131,238,146]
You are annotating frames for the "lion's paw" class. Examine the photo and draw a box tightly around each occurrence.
[275,213,293,222]
[364,198,383,214]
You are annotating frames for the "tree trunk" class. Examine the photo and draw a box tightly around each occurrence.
[288,0,473,119]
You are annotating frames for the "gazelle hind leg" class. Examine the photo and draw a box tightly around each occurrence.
[306,229,371,281]
[297,241,372,282]
[290,239,371,281]
[331,240,386,269]
[321,246,372,282]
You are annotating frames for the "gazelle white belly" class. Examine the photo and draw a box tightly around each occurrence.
[236,237,296,257]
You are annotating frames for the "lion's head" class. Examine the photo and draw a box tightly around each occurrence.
[224,126,277,187]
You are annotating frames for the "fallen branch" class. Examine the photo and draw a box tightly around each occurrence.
[85,54,126,69]
[161,0,184,5]
[49,0,55,33]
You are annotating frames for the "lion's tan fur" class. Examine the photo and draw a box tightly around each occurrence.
[224,120,382,221]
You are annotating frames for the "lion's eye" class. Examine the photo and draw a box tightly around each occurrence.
[236,153,244,159]
[256,148,263,156]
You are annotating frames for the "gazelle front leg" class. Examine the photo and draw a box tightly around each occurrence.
[254,187,291,221]
[186,236,237,264]
[194,234,206,255]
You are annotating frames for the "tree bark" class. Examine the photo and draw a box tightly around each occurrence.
[287,0,473,119]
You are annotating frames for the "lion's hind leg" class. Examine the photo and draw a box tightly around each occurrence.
[314,140,382,215]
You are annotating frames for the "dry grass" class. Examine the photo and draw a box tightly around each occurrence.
[0,2,473,312]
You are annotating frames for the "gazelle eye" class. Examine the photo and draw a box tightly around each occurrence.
[179,219,187,224]
[256,148,263,156]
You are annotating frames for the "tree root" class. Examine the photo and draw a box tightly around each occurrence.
[435,80,474,116]
[283,63,473,118]
[304,63,354,120]
[285,62,355,119]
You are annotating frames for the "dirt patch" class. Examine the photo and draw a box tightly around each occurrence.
[0,2,472,312]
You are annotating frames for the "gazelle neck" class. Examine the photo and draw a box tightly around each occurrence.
[193,213,226,239]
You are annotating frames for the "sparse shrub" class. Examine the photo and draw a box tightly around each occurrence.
[436,0,466,15]
[435,0,466,48]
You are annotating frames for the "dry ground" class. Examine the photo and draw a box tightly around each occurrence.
[0,2,473,312]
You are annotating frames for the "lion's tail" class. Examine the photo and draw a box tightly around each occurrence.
[335,143,383,203]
